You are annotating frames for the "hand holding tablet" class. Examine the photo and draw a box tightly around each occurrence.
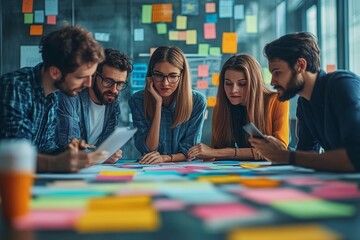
[95,127,137,164]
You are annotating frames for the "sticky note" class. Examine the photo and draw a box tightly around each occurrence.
[142,5,152,23]
[239,177,281,188]
[205,3,216,13]
[198,44,209,56]
[191,202,256,220]
[206,97,216,107]
[229,224,341,240]
[87,196,151,210]
[22,0,33,13]
[198,64,209,77]
[222,32,237,53]
[152,4,173,23]
[186,30,197,44]
[176,16,187,29]
[157,23,167,34]
[271,199,356,219]
[212,73,220,85]
[47,15,56,25]
[24,13,33,24]
[234,5,244,20]
[209,47,221,56]
[197,80,209,89]
[326,64,336,73]
[30,25,43,36]
[246,15,258,33]
[204,23,216,39]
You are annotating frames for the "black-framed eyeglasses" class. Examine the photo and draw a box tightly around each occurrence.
[96,72,128,91]
[152,72,181,83]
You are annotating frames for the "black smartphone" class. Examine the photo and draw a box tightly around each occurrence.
[242,123,265,139]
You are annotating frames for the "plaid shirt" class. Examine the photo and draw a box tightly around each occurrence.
[0,63,59,153]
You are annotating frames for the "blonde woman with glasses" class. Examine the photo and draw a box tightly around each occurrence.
[188,54,289,161]
[129,46,206,164]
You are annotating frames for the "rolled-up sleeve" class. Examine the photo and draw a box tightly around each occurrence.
[56,92,81,149]
[178,91,207,155]
[128,91,151,154]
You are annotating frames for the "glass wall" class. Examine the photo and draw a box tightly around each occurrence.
[348,0,360,75]
[306,4,317,35]
[320,0,337,72]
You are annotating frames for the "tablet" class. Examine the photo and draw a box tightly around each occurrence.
[242,123,265,139]
[96,127,137,163]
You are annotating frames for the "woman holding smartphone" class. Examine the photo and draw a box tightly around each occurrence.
[129,46,206,164]
[188,54,289,160]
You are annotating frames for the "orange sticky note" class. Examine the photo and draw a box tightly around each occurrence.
[222,32,237,54]
[30,25,43,36]
[207,96,217,107]
[152,4,173,23]
[198,64,209,77]
[212,73,220,85]
[204,23,216,39]
[326,64,336,73]
[22,0,33,13]
[47,15,56,25]
[197,80,209,89]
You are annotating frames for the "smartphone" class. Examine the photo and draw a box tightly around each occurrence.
[242,123,265,139]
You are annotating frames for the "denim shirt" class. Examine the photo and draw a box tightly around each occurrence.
[296,70,360,171]
[56,89,120,149]
[129,90,206,156]
[0,63,58,154]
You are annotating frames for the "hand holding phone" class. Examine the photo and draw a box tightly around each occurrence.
[242,123,265,139]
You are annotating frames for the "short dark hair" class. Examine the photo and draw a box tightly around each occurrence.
[97,48,133,76]
[263,32,320,73]
[39,25,104,75]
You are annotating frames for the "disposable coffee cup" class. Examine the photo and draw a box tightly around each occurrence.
[0,139,36,223]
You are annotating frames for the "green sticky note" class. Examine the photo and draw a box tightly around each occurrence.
[209,47,221,56]
[198,44,209,56]
[271,199,356,219]
[246,15,258,33]
[157,23,167,34]
[142,5,152,24]
[24,13,33,24]
[31,197,89,210]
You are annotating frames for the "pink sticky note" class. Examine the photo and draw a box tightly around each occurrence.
[178,31,187,40]
[204,23,216,39]
[47,15,56,25]
[184,166,212,170]
[240,188,316,204]
[198,64,209,77]
[205,3,216,13]
[153,199,185,211]
[191,203,256,220]
[197,80,209,89]
[284,177,325,186]
[14,210,83,230]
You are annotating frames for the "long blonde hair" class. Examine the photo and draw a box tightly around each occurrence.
[212,54,272,148]
[144,46,193,128]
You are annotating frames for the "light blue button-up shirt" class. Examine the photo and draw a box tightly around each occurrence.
[129,90,206,156]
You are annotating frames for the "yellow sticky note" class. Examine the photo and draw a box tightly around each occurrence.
[186,30,197,45]
[169,31,179,41]
[212,73,220,85]
[222,32,237,54]
[176,16,187,30]
[239,177,281,188]
[75,208,160,232]
[228,224,341,240]
[30,25,43,36]
[87,196,151,210]
[99,171,136,176]
[246,15,258,33]
[197,175,243,184]
[207,96,217,107]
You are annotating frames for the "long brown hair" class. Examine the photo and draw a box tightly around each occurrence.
[144,46,193,128]
[212,54,272,148]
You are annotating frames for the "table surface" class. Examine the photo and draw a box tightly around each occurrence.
[1,159,360,240]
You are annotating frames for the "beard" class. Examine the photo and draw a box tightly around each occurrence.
[276,71,304,101]
[92,81,118,105]
[54,75,77,97]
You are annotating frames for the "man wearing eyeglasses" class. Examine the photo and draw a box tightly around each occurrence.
[56,48,133,163]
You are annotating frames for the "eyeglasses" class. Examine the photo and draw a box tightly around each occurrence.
[152,72,181,83]
[96,72,128,91]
